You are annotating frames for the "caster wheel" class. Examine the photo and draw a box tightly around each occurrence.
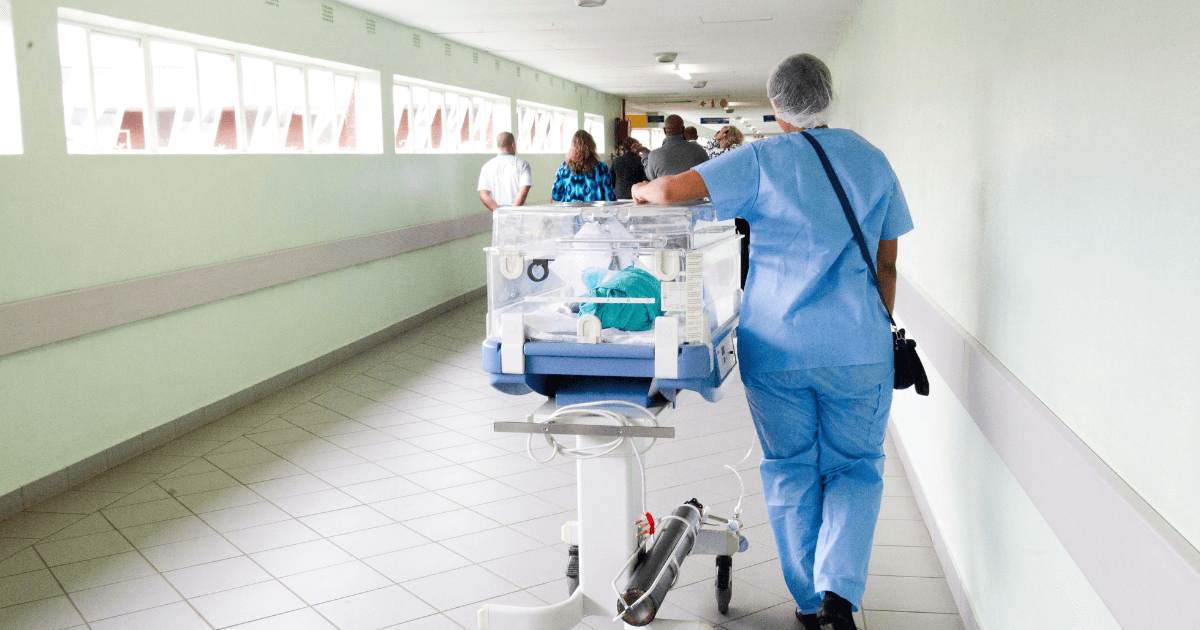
[715,555,733,614]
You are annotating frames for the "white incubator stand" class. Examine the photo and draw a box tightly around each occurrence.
[478,201,750,630]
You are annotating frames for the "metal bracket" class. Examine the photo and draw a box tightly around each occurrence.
[500,313,524,374]
[654,315,680,379]
[494,422,675,439]
[691,528,747,556]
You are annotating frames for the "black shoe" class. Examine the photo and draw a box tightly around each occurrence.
[795,608,819,630]
[816,592,857,630]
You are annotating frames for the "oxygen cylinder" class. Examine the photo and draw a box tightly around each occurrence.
[618,499,704,626]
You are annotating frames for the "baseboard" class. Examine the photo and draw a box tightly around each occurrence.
[0,285,487,523]
[888,423,984,630]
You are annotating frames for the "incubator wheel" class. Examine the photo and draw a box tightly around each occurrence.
[715,555,733,614]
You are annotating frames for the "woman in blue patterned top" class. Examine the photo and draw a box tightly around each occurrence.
[551,130,617,202]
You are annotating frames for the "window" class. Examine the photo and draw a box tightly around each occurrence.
[56,10,379,154]
[584,113,606,154]
[0,0,22,154]
[516,101,577,154]
[393,75,509,153]
[630,127,665,151]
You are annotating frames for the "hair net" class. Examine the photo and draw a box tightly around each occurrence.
[767,54,833,129]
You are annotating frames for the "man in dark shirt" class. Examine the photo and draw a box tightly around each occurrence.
[610,137,649,199]
[645,115,709,179]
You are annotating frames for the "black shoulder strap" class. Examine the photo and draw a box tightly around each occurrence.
[800,131,896,328]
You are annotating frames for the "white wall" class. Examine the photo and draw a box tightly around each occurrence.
[829,0,1199,626]
[0,0,21,153]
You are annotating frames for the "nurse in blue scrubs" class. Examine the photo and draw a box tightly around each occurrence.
[632,54,913,630]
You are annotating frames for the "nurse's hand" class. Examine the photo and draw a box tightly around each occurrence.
[633,171,710,206]
[631,181,651,205]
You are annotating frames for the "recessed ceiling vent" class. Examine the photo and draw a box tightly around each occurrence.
[655,52,677,63]
[692,81,707,89]
[495,59,501,71]
[576,0,606,6]
[473,52,479,64]
[444,43,451,56]
[265,0,279,6]
[412,33,421,48]
[321,4,333,22]
[365,18,375,34]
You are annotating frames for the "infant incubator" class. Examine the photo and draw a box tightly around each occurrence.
[478,201,751,630]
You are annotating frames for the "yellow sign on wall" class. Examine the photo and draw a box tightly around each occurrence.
[626,115,648,128]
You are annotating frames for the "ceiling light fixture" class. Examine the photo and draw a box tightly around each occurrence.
[692,80,707,89]
[576,0,606,6]
[655,52,677,63]
[674,64,691,80]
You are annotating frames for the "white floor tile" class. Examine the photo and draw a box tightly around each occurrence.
[279,561,391,605]
[470,494,564,525]
[272,489,361,518]
[199,501,292,533]
[50,551,157,593]
[0,569,63,608]
[862,575,958,614]
[223,519,323,554]
[0,548,44,579]
[314,585,436,630]
[339,476,425,503]
[864,610,966,630]
[35,531,134,567]
[224,607,337,629]
[400,565,519,611]
[298,506,394,537]
[248,474,335,501]
[403,509,501,541]
[121,516,217,549]
[0,595,85,630]
[162,555,273,598]
[88,601,210,630]
[189,580,306,628]
[67,574,181,622]
[439,527,542,563]
[869,545,945,578]
[140,535,242,572]
[175,485,265,514]
[370,492,461,522]
[363,543,471,583]
[435,480,525,507]
[328,523,428,558]
[480,546,571,588]
[250,540,354,578]
[312,463,394,487]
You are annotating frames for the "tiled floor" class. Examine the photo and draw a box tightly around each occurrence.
[0,298,964,630]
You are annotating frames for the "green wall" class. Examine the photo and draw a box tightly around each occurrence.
[0,0,622,497]
[829,0,1198,626]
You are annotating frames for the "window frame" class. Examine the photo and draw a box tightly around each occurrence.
[0,0,23,154]
[584,112,606,155]
[392,74,510,154]
[57,11,377,155]
[515,100,578,155]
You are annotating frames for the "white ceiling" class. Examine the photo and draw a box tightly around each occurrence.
[342,0,859,133]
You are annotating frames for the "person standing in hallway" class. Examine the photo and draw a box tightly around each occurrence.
[683,125,699,142]
[644,114,709,179]
[478,132,532,211]
[705,125,744,159]
[611,137,649,199]
[551,130,616,202]
[631,53,913,630]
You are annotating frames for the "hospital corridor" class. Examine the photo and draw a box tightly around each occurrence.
[0,1,1196,630]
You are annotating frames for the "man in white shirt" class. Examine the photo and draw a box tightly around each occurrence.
[478,132,532,211]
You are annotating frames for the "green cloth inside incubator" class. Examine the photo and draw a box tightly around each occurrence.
[579,267,663,332]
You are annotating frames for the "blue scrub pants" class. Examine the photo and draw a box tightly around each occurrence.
[742,362,893,614]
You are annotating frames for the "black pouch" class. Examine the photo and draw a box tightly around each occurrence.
[802,131,930,396]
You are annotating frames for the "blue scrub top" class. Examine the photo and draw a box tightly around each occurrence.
[693,128,914,373]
